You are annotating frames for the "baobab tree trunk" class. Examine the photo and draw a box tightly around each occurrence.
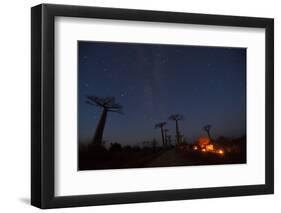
[207,131,212,142]
[161,127,165,147]
[92,109,108,146]
[176,120,180,144]
[164,131,167,146]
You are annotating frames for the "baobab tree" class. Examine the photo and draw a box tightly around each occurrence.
[169,114,184,144]
[164,129,169,146]
[154,122,167,147]
[166,135,172,147]
[203,124,212,142]
[87,96,122,146]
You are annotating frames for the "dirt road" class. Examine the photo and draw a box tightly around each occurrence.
[145,148,194,167]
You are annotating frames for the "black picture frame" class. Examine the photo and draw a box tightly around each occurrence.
[31,3,274,209]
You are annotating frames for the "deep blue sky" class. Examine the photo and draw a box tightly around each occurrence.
[78,41,246,145]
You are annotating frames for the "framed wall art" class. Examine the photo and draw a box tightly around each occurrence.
[31,3,274,209]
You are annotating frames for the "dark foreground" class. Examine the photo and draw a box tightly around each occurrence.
[79,139,246,170]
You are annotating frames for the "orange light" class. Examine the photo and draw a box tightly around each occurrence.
[193,146,198,150]
[197,137,210,146]
[218,149,224,155]
[202,148,206,152]
[206,144,214,151]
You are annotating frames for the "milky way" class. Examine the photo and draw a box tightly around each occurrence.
[78,41,246,145]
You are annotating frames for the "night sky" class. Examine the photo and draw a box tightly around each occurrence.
[78,41,246,146]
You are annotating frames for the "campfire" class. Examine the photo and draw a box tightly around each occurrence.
[193,136,224,155]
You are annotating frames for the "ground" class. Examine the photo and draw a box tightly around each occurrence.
[79,143,246,170]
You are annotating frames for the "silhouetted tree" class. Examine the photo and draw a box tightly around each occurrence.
[123,145,132,152]
[203,124,212,142]
[164,129,169,146]
[155,122,167,146]
[166,135,172,147]
[169,114,184,144]
[132,145,141,152]
[109,142,122,151]
[87,96,122,146]
[181,135,188,144]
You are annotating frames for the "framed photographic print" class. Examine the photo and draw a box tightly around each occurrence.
[31,3,274,209]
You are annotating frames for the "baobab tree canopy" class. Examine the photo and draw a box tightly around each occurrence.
[169,114,184,121]
[87,96,122,113]
[203,124,212,132]
[154,122,167,129]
